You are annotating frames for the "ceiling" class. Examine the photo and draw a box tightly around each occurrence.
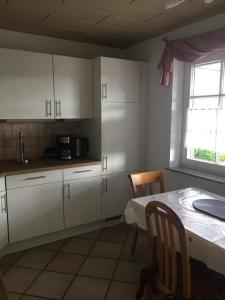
[0,0,225,48]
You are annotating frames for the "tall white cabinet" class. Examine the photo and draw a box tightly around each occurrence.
[92,57,142,219]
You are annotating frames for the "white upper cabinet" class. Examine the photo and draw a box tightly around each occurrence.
[102,102,140,174]
[101,57,141,102]
[0,48,54,120]
[53,55,92,119]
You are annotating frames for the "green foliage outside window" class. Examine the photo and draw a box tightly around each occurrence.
[194,148,225,162]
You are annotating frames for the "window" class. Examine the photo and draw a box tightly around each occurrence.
[182,59,225,173]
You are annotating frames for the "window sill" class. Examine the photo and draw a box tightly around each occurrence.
[166,166,225,185]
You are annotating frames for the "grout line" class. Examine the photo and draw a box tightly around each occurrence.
[17,238,69,299]
[4,225,145,299]
[103,227,131,300]
[60,237,99,300]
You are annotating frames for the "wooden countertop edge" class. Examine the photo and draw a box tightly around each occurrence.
[0,160,102,176]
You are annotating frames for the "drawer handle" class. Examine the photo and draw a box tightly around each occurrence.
[23,176,46,181]
[73,170,92,174]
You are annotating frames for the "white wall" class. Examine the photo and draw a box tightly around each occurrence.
[125,12,225,195]
[0,29,123,58]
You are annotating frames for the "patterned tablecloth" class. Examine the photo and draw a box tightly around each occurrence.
[124,187,225,275]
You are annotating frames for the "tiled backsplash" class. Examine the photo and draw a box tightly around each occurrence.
[0,121,81,161]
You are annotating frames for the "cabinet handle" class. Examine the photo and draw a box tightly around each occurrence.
[102,156,108,172]
[1,194,6,213]
[102,178,107,193]
[73,170,92,174]
[55,100,61,117]
[23,176,46,181]
[67,184,71,199]
[45,100,51,117]
[102,83,107,99]
[105,83,107,99]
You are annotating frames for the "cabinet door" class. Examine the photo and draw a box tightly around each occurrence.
[64,176,101,228]
[102,173,132,219]
[0,191,8,250]
[53,55,92,119]
[101,57,141,102]
[7,182,63,242]
[102,102,140,174]
[0,48,54,119]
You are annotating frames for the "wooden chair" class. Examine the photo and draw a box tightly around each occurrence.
[144,200,191,300]
[128,170,165,254]
[0,275,8,300]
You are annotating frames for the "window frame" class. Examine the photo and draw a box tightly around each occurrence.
[181,51,225,176]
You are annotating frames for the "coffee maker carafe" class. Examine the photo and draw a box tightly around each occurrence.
[57,136,72,160]
[72,137,89,158]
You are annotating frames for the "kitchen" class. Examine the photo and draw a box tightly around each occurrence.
[0,0,225,299]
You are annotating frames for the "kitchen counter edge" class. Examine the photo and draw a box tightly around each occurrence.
[0,159,102,176]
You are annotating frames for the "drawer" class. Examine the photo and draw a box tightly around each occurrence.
[6,170,63,189]
[63,164,101,181]
[0,177,5,192]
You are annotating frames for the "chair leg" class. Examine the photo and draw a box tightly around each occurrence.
[136,266,155,300]
[130,226,138,254]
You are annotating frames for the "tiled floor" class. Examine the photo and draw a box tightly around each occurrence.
[0,224,152,300]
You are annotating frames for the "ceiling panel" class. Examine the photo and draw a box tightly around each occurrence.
[0,0,224,48]
[45,15,123,36]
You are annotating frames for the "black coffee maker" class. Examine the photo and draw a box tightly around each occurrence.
[57,136,72,160]
[71,137,89,158]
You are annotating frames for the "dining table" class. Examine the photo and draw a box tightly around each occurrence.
[124,187,225,275]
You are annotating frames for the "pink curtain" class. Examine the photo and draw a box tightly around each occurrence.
[158,26,225,86]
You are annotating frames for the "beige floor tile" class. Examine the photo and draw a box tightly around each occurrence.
[106,281,138,300]
[46,252,85,274]
[63,276,109,300]
[79,256,117,279]
[8,292,22,300]
[77,230,102,240]
[90,241,123,259]
[98,228,128,243]
[39,239,67,252]
[113,261,147,284]
[0,264,9,274]
[0,251,25,266]
[112,223,132,232]
[15,249,55,270]
[21,296,53,300]
[120,244,151,263]
[61,238,94,255]
[127,230,149,245]
[27,271,73,299]
[3,267,40,293]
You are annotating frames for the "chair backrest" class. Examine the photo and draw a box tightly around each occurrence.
[129,171,165,198]
[145,201,191,299]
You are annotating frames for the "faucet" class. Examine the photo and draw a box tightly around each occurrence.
[18,131,29,164]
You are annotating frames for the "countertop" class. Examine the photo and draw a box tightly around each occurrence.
[0,158,101,176]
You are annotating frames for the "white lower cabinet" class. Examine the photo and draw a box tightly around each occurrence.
[64,176,101,228]
[102,173,132,219]
[0,190,8,250]
[7,182,64,242]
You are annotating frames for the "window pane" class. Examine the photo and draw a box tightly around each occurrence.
[217,110,225,153]
[192,97,219,109]
[186,110,216,151]
[191,62,221,96]
[194,148,216,162]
